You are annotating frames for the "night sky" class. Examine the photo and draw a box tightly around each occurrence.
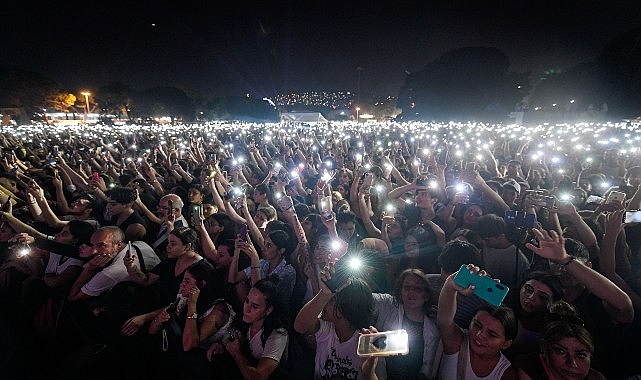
[2,0,640,99]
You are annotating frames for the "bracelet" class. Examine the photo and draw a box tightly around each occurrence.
[186,313,198,320]
[560,255,575,270]
[251,266,260,269]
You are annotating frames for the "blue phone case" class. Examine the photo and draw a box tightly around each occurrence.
[453,264,509,307]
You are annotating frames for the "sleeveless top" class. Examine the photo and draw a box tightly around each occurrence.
[439,331,511,380]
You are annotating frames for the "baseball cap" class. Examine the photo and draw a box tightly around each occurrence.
[503,180,521,194]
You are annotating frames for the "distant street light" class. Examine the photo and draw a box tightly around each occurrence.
[355,106,360,123]
[81,91,91,124]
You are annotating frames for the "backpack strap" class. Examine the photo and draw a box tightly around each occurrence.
[131,243,146,273]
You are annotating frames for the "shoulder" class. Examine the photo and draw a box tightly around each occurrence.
[500,365,519,380]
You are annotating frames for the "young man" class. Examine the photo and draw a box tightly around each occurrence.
[104,186,148,243]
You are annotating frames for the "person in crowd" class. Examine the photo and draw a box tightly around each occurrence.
[336,208,365,247]
[515,300,607,380]
[207,278,290,380]
[146,259,232,379]
[425,239,485,329]
[504,270,565,361]
[437,264,519,379]
[474,214,531,292]
[0,220,96,322]
[121,226,209,336]
[294,272,375,380]
[385,225,443,284]
[525,228,634,379]
[373,268,440,379]
[148,194,188,258]
[103,186,149,242]
[128,177,160,214]
[228,229,296,309]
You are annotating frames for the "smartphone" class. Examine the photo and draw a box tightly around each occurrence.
[49,155,57,167]
[465,162,475,171]
[277,195,294,211]
[320,195,333,222]
[93,172,100,181]
[167,200,174,220]
[607,191,626,204]
[166,296,180,317]
[1,195,12,212]
[322,255,354,292]
[624,210,641,223]
[126,241,132,257]
[239,223,248,242]
[416,176,428,186]
[357,329,409,357]
[453,264,509,307]
[193,204,203,226]
[436,150,448,165]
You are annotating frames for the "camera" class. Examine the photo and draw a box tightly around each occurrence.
[504,210,536,228]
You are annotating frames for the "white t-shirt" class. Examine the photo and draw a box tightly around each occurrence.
[248,327,288,363]
[45,252,84,275]
[81,241,160,297]
[314,320,363,380]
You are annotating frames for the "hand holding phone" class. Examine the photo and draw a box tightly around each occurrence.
[167,200,175,221]
[277,195,294,211]
[193,204,203,227]
[453,264,509,307]
[320,195,333,222]
[239,223,248,242]
[357,330,409,357]
[322,256,353,293]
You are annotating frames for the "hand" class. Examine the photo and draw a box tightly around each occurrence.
[121,315,146,336]
[188,286,200,304]
[86,252,114,271]
[525,228,567,263]
[225,334,241,357]
[123,250,137,271]
[207,342,225,360]
[604,209,625,235]
[445,264,481,296]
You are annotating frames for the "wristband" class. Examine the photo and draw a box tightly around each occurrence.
[560,255,575,270]
[186,313,198,320]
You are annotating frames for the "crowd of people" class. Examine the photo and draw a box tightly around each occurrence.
[0,120,640,379]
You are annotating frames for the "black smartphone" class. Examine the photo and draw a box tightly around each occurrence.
[167,200,174,220]
[193,204,203,226]
[436,150,448,165]
[1,195,12,212]
[322,256,355,293]
[239,223,248,241]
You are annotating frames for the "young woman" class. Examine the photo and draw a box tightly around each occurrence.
[437,264,519,379]
[121,226,208,336]
[515,300,606,380]
[148,260,232,378]
[505,270,564,361]
[373,268,441,379]
[207,278,289,380]
[228,229,296,309]
[295,274,375,380]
